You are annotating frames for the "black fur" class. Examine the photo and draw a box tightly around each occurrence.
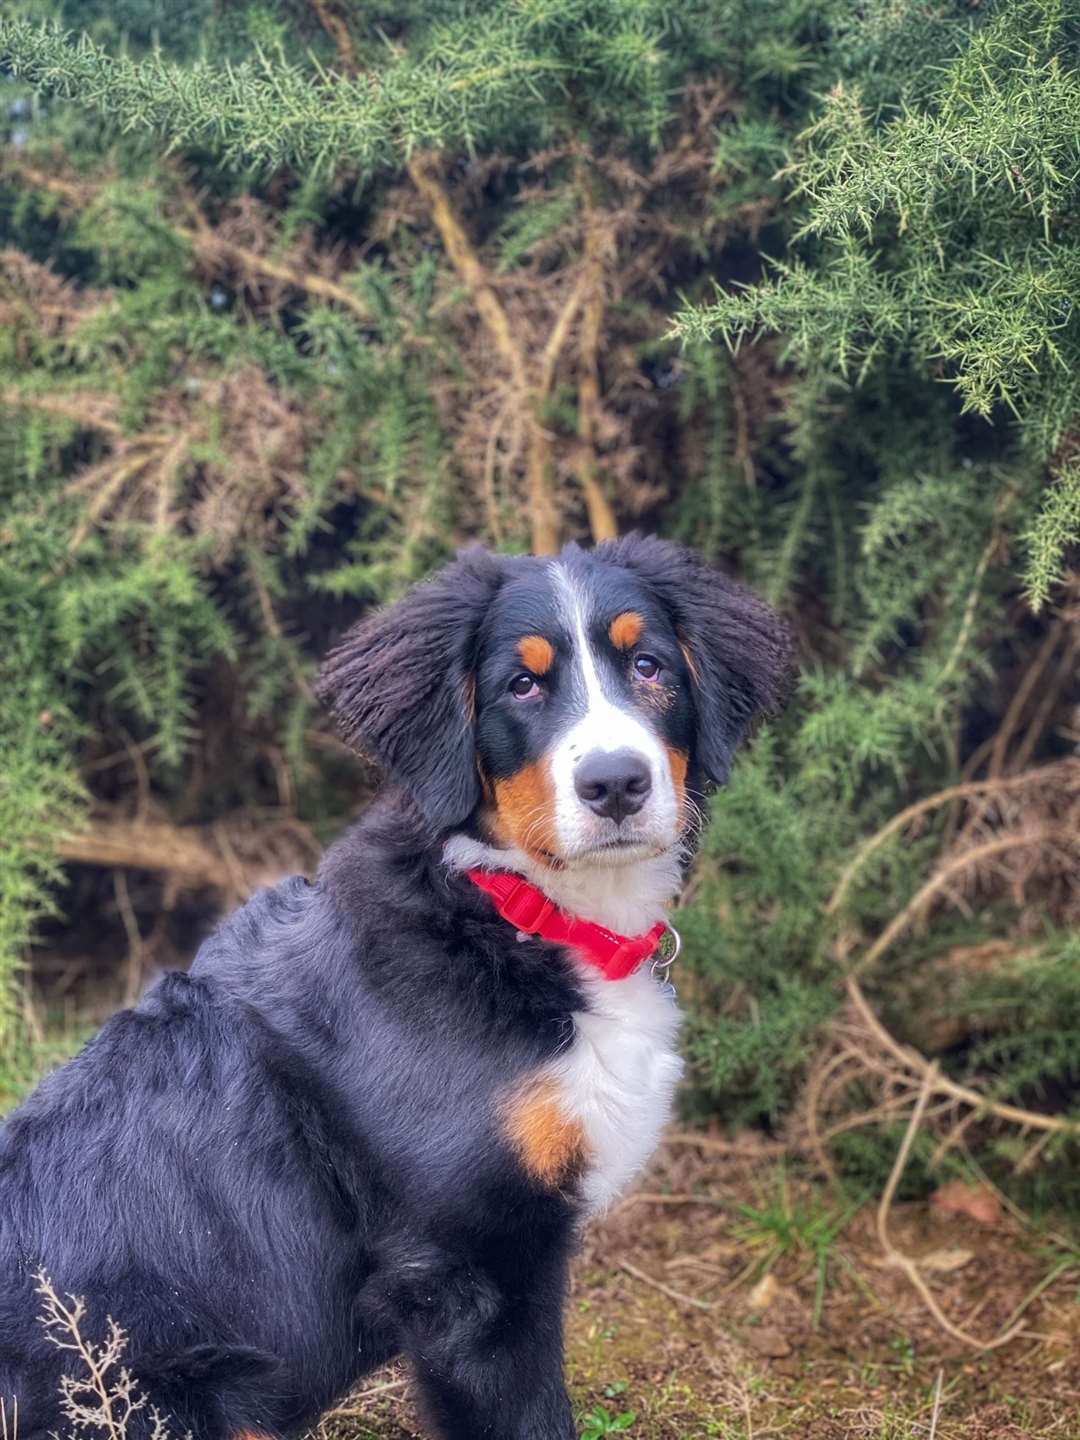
[0,539,789,1440]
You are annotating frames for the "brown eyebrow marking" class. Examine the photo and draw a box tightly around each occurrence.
[517,634,556,675]
[609,611,644,651]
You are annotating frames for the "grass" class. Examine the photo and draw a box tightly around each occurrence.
[732,1163,865,1328]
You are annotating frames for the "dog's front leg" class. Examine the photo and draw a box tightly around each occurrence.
[398,1249,576,1440]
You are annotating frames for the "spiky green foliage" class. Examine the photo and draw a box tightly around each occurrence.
[0,2,754,174]
[2,0,1079,1209]
[674,0,1080,610]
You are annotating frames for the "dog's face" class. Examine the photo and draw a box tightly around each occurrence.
[470,551,694,867]
[317,536,790,868]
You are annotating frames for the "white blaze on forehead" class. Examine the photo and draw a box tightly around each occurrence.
[549,563,678,859]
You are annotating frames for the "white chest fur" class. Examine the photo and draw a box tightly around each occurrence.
[553,964,683,1214]
[443,835,684,1211]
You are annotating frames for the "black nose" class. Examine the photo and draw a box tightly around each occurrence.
[574,749,652,824]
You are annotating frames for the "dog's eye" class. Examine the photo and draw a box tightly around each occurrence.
[509,673,541,700]
[634,654,662,681]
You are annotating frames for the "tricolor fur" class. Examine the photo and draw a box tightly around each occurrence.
[0,536,789,1440]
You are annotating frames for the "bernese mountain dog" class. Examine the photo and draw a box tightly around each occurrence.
[0,535,789,1440]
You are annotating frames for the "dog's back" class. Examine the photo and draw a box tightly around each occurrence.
[0,875,395,1439]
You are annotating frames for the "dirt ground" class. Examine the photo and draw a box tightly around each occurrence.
[316,1139,1080,1440]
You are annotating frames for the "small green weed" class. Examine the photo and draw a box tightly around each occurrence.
[579,1402,636,1439]
[733,1165,862,1326]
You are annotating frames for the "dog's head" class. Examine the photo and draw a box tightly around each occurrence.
[316,536,790,868]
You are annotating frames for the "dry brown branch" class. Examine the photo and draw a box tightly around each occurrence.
[113,870,145,1008]
[0,157,90,205]
[615,1257,712,1311]
[845,974,1077,1136]
[310,0,359,74]
[406,156,528,393]
[1010,628,1080,773]
[56,819,228,888]
[54,813,318,901]
[825,761,1080,915]
[192,226,371,323]
[615,1191,731,1211]
[35,1271,186,1440]
[481,394,512,542]
[575,192,619,543]
[7,159,372,326]
[802,1047,865,1182]
[537,264,592,402]
[928,1107,980,1168]
[989,618,1065,777]
[0,387,123,436]
[66,447,167,555]
[854,825,1074,977]
[875,1069,1028,1350]
[407,152,561,555]
[666,1130,787,1158]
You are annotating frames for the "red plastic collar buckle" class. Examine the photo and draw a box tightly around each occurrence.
[498,879,557,933]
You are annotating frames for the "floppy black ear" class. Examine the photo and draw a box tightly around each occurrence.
[599,534,792,787]
[315,547,503,831]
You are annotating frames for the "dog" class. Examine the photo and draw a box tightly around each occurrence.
[0,535,789,1440]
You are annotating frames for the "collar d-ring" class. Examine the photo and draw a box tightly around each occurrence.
[650,923,681,988]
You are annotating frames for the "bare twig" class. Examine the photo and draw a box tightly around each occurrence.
[113,870,145,1007]
[846,974,1077,1136]
[876,1069,1027,1350]
[615,1191,730,1211]
[852,826,1074,977]
[928,1369,944,1440]
[825,762,1080,915]
[575,187,618,543]
[329,1377,409,1415]
[1010,629,1080,773]
[989,619,1065,777]
[35,1271,186,1440]
[198,228,371,322]
[407,153,561,554]
[310,0,359,74]
[56,819,227,888]
[667,1130,787,1158]
[615,1257,712,1311]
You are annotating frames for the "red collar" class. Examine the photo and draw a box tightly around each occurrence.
[467,868,669,981]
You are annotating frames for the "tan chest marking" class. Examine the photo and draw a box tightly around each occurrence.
[503,1077,587,1188]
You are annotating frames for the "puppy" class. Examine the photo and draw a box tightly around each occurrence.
[0,536,789,1440]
